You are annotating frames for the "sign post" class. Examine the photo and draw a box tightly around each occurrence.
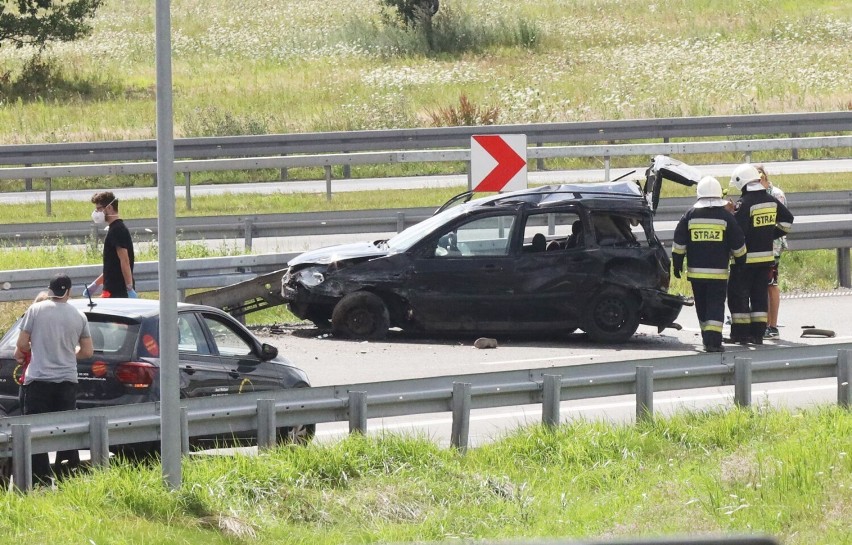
[470,134,527,192]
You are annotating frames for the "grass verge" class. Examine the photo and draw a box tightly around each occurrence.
[1,406,849,545]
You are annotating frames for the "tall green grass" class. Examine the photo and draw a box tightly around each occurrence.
[0,1,848,143]
[0,407,848,544]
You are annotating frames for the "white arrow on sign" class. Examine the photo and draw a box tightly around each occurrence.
[470,134,527,192]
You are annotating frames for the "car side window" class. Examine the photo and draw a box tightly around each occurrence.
[434,214,516,257]
[202,314,253,357]
[177,314,211,355]
[592,214,639,246]
[522,211,582,252]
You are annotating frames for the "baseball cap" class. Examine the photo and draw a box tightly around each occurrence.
[48,273,72,298]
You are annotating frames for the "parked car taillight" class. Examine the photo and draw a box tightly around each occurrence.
[115,362,156,388]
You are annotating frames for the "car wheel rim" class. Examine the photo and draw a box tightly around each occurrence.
[348,309,375,336]
[595,298,626,332]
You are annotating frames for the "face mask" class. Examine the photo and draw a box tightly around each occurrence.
[91,198,116,225]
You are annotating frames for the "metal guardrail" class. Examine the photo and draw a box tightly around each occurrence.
[1,215,850,304]
[1,137,850,189]
[1,344,849,491]
[2,111,849,166]
[2,191,850,247]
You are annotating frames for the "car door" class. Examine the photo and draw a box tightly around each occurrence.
[511,209,599,328]
[198,312,281,394]
[175,312,235,398]
[405,212,517,332]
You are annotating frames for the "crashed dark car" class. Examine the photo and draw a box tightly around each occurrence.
[281,174,691,343]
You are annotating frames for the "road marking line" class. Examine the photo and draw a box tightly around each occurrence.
[479,354,598,366]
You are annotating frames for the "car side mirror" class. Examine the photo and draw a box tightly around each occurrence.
[259,343,278,361]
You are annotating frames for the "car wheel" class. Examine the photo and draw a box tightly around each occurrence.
[276,382,316,446]
[0,458,11,490]
[331,292,390,340]
[584,288,640,343]
[277,423,316,446]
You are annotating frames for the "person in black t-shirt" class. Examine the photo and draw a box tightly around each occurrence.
[86,191,137,298]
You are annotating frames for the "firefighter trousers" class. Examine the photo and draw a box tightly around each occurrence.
[727,264,771,341]
[691,279,727,348]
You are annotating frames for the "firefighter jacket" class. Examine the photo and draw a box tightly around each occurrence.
[672,206,747,280]
[734,188,795,266]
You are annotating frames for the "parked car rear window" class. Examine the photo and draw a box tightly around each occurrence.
[87,316,140,358]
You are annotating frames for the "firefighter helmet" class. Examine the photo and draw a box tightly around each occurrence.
[696,176,723,199]
[729,163,761,190]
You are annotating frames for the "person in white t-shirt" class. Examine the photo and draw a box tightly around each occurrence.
[756,165,787,339]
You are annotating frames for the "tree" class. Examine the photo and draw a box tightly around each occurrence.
[0,0,104,50]
[380,0,439,28]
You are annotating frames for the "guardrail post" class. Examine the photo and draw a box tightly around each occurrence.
[542,374,561,428]
[24,163,32,191]
[184,172,192,210]
[636,366,654,422]
[839,350,851,408]
[243,218,254,252]
[603,155,611,182]
[837,248,851,289]
[735,357,752,407]
[745,152,752,163]
[536,142,545,171]
[45,178,52,216]
[791,132,799,160]
[451,382,471,452]
[396,212,405,233]
[324,165,333,201]
[348,391,367,435]
[180,407,190,454]
[257,399,276,450]
[89,415,110,469]
[11,424,32,492]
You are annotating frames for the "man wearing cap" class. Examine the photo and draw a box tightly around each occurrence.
[14,273,93,485]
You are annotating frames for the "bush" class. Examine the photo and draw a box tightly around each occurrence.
[341,3,541,57]
[0,55,123,102]
[427,94,500,127]
[181,106,271,137]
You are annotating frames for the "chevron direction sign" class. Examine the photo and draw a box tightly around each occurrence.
[470,134,528,192]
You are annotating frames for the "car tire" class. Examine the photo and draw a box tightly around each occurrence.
[331,291,390,340]
[277,423,316,446]
[584,287,640,343]
[275,382,316,446]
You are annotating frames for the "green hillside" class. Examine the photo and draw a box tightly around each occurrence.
[0,0,849,143]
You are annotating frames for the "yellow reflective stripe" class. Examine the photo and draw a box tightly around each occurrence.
[777,222,792,232]
[746,254,775,264]
[702,323,724,333]
[750,312,768,322]
[731,245,746,258]
[688,272,729,280]
[731,313,751,324]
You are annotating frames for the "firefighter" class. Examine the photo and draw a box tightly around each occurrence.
[727,164,795,344]
[672,176,747,352]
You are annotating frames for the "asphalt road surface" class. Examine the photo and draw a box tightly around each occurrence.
[256,292,852,387]
[249,291,851,446]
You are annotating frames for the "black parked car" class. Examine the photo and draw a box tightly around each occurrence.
[281,180,690,343]
[0,298,314,449]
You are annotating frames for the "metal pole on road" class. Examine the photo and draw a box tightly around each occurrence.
[156,0,181,490]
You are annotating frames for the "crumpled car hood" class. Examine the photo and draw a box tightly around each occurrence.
[287,241,388,266]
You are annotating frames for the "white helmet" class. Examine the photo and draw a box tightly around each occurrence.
[729,163,761,190]
[696,176,723,199]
